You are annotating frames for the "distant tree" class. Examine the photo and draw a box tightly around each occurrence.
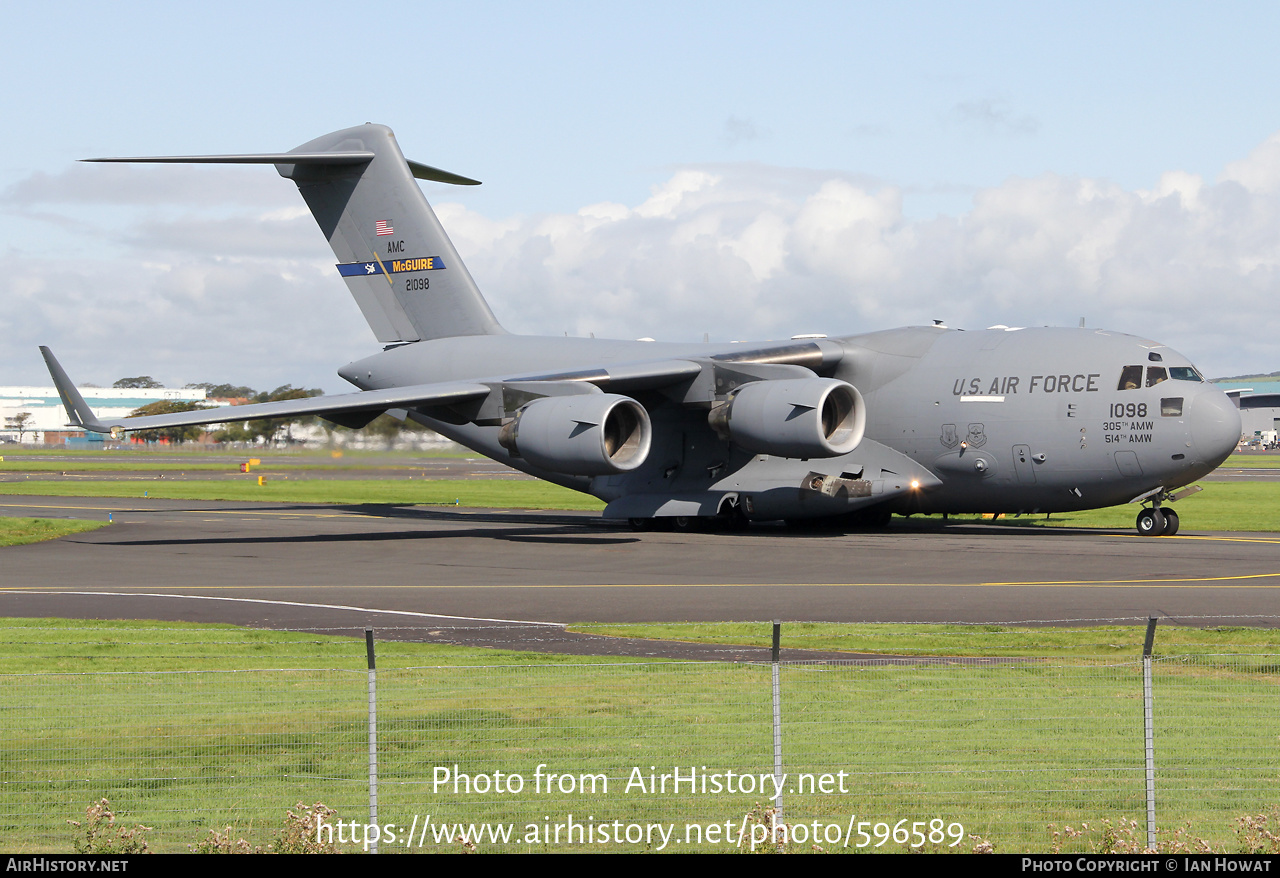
[327,412,434,449]
[4,412,33,443]
[211,422,255,444]
[186,382,257,400]
[211,385,323,445]
[363,413,404,450]
[127,401,212,443]
[262,386,323,444]
[113,376,163,389]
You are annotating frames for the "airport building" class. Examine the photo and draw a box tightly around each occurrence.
[0,386,220,445]
[1218,379,1280,446]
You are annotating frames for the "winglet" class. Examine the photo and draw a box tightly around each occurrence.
[38,347,109,434]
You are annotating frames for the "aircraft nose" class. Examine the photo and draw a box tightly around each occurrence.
[1190,387,1242,467]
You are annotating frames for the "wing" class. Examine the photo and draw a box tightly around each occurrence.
[40,339,853,450]
[40,346,489,437]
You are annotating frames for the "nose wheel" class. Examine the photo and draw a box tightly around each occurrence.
[1135,506,1179,536]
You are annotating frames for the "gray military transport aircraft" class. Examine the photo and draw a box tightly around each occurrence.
[40,124,1242,536]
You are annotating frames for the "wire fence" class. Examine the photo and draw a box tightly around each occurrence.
[1,624,1276,853]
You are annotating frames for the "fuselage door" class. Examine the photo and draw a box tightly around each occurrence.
[1012,444,1036,484]
[1114,450,1143,477]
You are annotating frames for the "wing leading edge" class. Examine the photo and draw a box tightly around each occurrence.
[39,346,489,437]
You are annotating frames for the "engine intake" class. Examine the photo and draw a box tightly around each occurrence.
[708,378,864,458]
[498,394,652,476]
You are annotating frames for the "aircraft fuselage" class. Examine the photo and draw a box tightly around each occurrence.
[339,324,1240,522]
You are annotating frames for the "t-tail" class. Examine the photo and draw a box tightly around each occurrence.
[85,124,504,344]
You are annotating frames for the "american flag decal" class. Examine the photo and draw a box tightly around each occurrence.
[375,220,394,237]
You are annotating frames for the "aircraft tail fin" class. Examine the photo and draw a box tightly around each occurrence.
[84,124,504,344]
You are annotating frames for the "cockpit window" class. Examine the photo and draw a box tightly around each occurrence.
[1169,366,1203,382]
[1161,398,1184,417]
[1148,352,1163,362]
[1146,366,1167,387]
[1117,365,1142,391]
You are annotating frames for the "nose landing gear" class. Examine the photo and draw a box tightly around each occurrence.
[1131,485,1199,536]
[1136,505,1179,536]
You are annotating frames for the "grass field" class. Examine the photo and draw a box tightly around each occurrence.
[928,482,1278,531]
[0,517,106,546]
[0,478,605,510]
[568,620,1280,657]
[1222,453,1280,468]
[1,619,1275,854]
[0,446,469,461]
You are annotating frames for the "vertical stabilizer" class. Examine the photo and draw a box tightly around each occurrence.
[279,124,503,343]
[84,124,504,344]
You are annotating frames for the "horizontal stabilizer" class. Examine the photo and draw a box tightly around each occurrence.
[83,154,480,185]
[83,152,375,166]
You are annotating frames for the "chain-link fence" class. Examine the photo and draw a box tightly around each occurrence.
[1,627,1276,853]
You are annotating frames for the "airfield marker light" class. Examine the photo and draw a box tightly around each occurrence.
[257,476,265,486]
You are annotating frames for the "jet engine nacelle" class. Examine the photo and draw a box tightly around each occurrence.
[498,393,652,476]
[708,378,865,458]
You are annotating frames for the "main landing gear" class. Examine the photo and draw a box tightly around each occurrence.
[627,512,750,533]
[1135,506,1179,536]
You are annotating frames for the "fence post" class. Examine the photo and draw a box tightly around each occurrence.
[366,628,379,854]
[1142,616,1158,850]
[771,620,783,820]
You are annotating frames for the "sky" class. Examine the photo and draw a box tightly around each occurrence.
[3,1,1280,392]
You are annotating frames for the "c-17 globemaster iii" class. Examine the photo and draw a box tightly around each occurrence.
[40,124,1242,536]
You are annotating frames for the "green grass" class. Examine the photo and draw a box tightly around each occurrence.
[0,618,621,674]
[0,446,469,460]
[0,451,471,472]
[2,460,242,471]
[0,517,106,546]
[0,461,449,472]
[1222,453,1280,469]
[0,478,605,510]
[568,621,1280,657]
[0,619,1275,854]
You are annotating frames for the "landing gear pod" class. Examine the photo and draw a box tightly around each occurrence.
[499,394,652,476]
[708,378,865,458]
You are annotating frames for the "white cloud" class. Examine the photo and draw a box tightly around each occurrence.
[7,132,1280,387]
[1220,133,1280,193]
